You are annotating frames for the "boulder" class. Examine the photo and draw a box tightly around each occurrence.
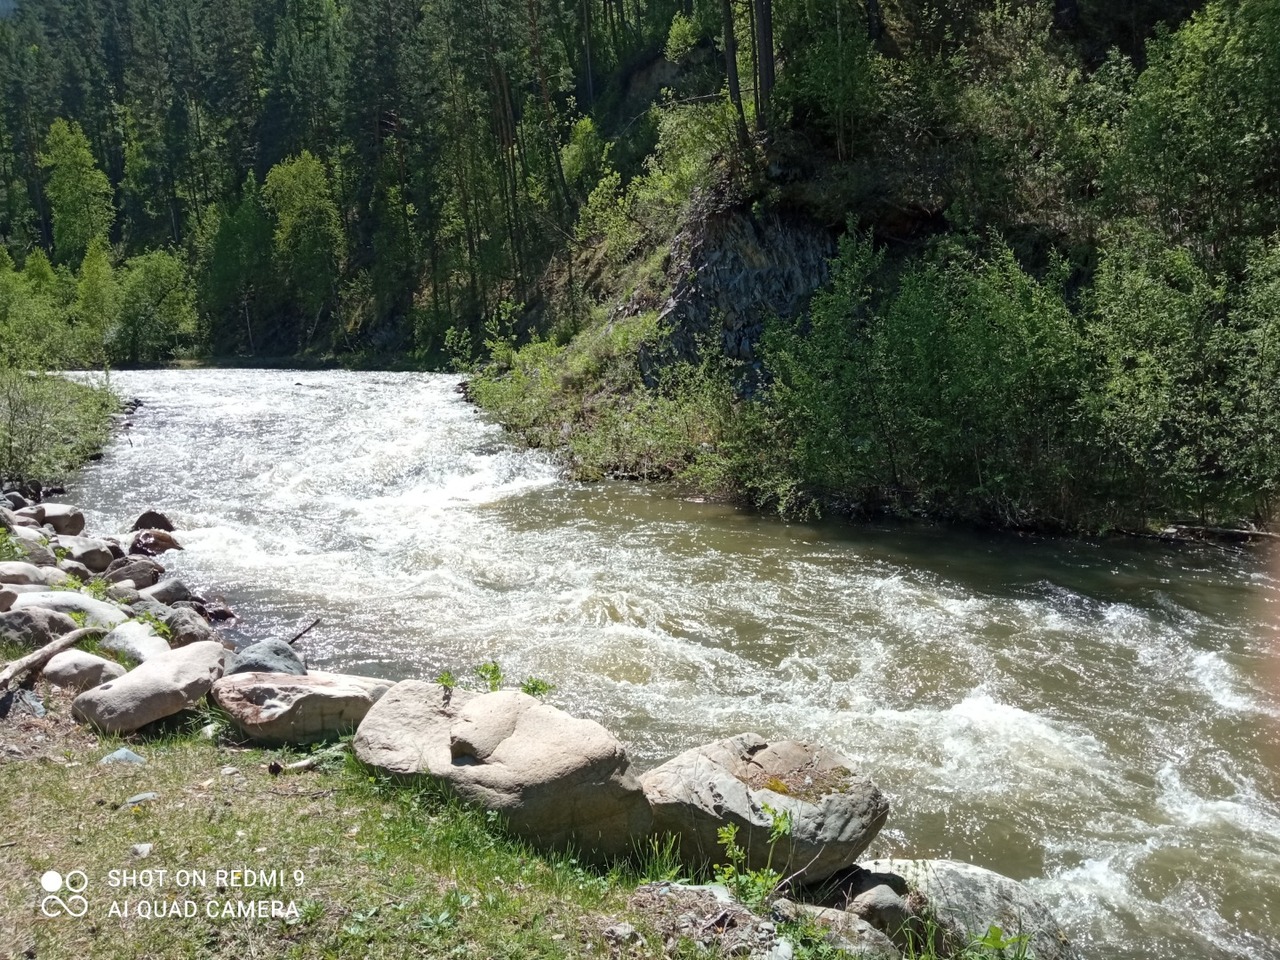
[20,541,58,567]
[129,529,182,557]
[141,578,198,605]
[354,680,476,778]
[161,606,220,647]
[857,859,1081,960]
[57,559,93,581]
[131,510,175,533]
[441,690,653,860]
[50,535,114,573]
[640,734,889,884]
[797,905,901,960]
[103,557,163,588]
[0,607,79,649]
[72,641,228,734]
[0,584,51,611]
[16,503,85,536]
[9,591,128,629]
[226,639,307,677]
[2,492,28,510]
[106,584,142,604]
[211,671,392,745]
[100,620,171,664]
[0,561,69,587]
[44,649,126,691]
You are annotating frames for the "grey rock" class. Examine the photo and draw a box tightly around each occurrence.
[161,606,219,647]
[0,607,79,648]
[20,541,58,567]
[129,529,182,557]
[3,492,29,509]
[211,670,392,745]
[131,843,153,858]
[0,584,49,611]
[15,503,85,536]
[120,792,159,809]
[641,733,889,884]
[101,620,170,663]
[57,559,93,581]
[227,639,306,677]
[104,558,164,588]
[72,641,228,734]
[9,591,128,629]
[131,510,175,532]
[44,649,127,692]
[50,535,114,573]
[859,859,1081,960]
[441,690,654,861]
[0,561,69,587]
[354,679,476,779]
[798,906,901,960]
[141,578,198,605]
[106,584,142,604]
[100,748,147,765]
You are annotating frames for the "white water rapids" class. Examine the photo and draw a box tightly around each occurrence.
[70,369,1280,959]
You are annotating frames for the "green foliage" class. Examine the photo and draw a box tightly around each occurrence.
[433,670,457,690]
[665,13,701,63]
[518,676,554,699]
[39,119,115,264]
[110,250,200,364]
[712,803,793,912]
[133,611,174,642]
[0,530,22,563]
[0,370,115,484]
[474,661,504,692]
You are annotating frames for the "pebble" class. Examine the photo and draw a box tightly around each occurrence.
[100,748,146,765]
[119,792,159,810]
[130,843,153,858]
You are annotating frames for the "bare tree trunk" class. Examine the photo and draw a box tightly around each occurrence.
[721,0,750,148]
[0,628,106,698]
[753,0,774,134]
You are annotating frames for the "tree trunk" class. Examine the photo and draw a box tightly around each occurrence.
[753,0,774,134]
[721,0,750,148]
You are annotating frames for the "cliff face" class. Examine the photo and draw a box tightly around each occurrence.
[637,202,836,383]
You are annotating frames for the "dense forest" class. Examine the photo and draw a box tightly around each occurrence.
[2,0,1279,531]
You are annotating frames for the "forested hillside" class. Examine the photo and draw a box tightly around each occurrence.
[2,0,1279,530]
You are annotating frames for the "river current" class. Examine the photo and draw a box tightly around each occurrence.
[70,369,1280,959]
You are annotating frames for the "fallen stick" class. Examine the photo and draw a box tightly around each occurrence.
[0,627,107,697]
[286,617,320,647]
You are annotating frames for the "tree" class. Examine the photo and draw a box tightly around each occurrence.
[39,118,114,263]
[262,150,343,349]
[110,248,198,364]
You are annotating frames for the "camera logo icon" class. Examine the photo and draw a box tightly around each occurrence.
[39,870,89,918]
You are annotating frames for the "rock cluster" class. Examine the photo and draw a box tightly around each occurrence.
[3,496,1081,960]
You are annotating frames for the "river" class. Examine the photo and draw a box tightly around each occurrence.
[70,369,1280,959]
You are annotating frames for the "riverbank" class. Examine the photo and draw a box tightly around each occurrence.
[0,369,116,492]
[1,492,1087,960]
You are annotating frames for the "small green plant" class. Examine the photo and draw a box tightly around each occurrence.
[434,670,457,690]
[51,574,85,592]
[475,661,504,692]
[67,610,89,628]
[81,577,111,601]
[519,676,555,698]
[638,833,687,884]
[133,610,173,641]
[0,530,23,562]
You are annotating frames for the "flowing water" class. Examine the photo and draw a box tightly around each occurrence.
[70,369,1280,959]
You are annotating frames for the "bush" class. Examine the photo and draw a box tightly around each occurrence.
[0,369,115,484]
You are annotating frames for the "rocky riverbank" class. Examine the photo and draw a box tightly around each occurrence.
[1,496,1081,960]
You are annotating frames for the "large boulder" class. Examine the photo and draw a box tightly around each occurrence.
[0,607,79,649]
[440,690,653,860]
[211,671,392,745]
[161,606,220,647]
[100,620,171,664]
[857,859,1081,960]
[44,649,126,692]
[141,578,198,605]
[354,680,476,778]
[226,639,307,677]
[0,584,50,610]
[0,561,69,587]
[640,734,889,885]
[9,591,128,629]
[50,535,114,573]
[72,641,228,734]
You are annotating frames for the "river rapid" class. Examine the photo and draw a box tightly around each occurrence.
[70,369,1280,959]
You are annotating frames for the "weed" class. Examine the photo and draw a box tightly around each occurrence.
[519,676,555,698]
[474,661,504,691]
[133,610,173,641]
[714,804,794,912]
[433,670,457,690]
[0,530,23,562]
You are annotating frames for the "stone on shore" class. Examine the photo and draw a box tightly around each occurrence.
[104,558,164,588]
[353,679,476,778]
[226,639,307,677]
[0,607,79,649]
[161,606,220,647]
[211,671,392,745]
[141,578,198,605]
[50,535,114,573]
[441,690,653,860]
[15,503,85,536]
[44,649,127,691]
[100,620,171,663]
[72,641,228,734]
[129,529,182,557]
[856,859,1081,960]
[9,591,128,629]
[640,734,889,884]
[0,561,70,587]
[57,559,93,581]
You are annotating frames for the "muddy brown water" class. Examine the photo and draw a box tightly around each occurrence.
[70,369,1280,959]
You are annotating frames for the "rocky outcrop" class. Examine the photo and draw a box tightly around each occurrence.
[641,734,889,884]
[72,640,228,734]
[354,679,476,778]
[211,671,392,744]
[440,690,653,861]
